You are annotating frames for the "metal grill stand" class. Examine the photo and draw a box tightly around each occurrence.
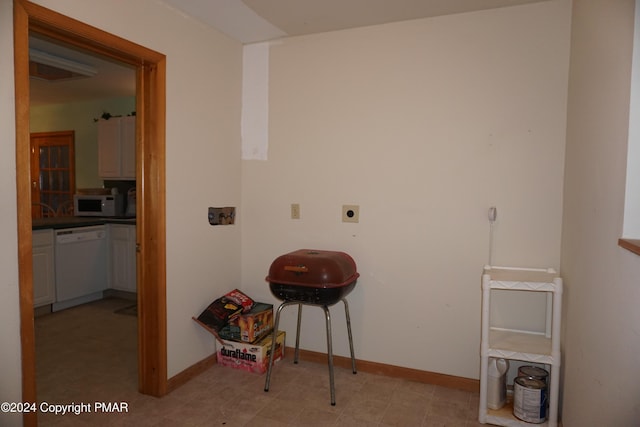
[263,298,356,405]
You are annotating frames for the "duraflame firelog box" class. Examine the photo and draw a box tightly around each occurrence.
[216,330,285,374]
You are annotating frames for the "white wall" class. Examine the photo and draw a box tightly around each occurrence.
[624,0,640,238]
[0,0,24,424]
[3,0,243,397]
[562,0,640,425]
[241,0,571,380]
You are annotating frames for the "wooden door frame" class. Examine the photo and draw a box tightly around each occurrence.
[14,1,167,425]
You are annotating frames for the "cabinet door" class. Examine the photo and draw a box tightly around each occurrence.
[98,119,121,178]
[30,131,76,219]
[33,229,55,307]
[109,225,137,292]
[120,116,136,179]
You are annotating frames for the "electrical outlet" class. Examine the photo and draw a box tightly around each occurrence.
[342,205,359,223]
[291,203,300,219]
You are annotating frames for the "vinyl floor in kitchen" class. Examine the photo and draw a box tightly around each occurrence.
[35,297,483,426]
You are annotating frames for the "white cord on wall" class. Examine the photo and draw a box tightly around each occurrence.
[488,206,497,266]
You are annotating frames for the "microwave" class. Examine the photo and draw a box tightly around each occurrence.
[74,194,124,217]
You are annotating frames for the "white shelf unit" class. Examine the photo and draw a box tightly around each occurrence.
[479,266,562,427]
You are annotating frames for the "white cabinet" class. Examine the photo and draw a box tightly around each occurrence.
[98,116,136,179]
[33,229,55,307]
[108,224,137,292]
[479,266,562,427]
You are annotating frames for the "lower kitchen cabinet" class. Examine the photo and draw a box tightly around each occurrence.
[109,224,137,292]
[33,229,55,307]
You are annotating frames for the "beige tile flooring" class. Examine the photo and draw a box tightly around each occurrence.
[35,297,484,426]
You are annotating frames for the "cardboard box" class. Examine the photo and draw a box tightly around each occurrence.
[218,302,273,343]
[217,330,285,374]
[195,297,244,332]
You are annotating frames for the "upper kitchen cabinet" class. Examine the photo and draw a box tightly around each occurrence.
[98,116,136,179]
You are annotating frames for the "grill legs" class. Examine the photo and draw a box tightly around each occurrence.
[343,298,357,375]
[294,303,302,363]
[264,298,357,405]
[264,301,293,394]
[323,305,336,405]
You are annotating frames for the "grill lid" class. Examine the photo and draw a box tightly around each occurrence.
[266,249,359,289]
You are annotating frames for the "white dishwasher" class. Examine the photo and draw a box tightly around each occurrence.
[53,225,108,312]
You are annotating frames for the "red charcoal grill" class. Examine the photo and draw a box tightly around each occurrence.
[263,249,360,405]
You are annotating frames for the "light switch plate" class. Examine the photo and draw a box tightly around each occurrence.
[291,203,300,219]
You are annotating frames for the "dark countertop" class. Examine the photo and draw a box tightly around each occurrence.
[32,216,136,230]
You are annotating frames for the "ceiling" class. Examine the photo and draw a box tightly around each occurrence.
[164,0,548,44]
[29,35,136,107]
[29,0,547,106]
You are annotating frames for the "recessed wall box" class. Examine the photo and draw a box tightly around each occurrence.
[342,205,359,223]
[208,207,236,225]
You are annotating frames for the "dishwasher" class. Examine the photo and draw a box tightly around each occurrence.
[52,225,108,312]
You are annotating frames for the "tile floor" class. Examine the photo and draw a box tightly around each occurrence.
[35,297,484,426]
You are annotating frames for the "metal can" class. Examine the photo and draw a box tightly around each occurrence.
[513,376,547,423]
[518,366,549,384]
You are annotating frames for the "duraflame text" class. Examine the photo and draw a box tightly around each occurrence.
[220,347,257,362]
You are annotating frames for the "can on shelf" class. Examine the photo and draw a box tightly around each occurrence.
[513,376,547,423]
[518,365,549,384]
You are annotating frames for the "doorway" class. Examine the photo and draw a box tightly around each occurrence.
[14,1,167,425]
